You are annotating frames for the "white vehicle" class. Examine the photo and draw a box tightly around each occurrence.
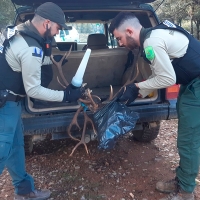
[54,27,79,42]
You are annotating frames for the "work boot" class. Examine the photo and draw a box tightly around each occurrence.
[159,190,194,200]
[156,178,179,193]
[14,189,51,200]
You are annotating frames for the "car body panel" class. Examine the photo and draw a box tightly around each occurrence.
[22,101,177,134]
[10,0,178,142]
[12,0,156,7]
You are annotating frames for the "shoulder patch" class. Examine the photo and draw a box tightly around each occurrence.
[144,46,155,61]
[32,47,43,58]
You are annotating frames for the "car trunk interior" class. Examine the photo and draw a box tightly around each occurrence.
[19,9,159,113]
[27,47,158,113]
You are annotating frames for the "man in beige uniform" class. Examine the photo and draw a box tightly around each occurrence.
[0,2,83,200]
[109,12,200,200]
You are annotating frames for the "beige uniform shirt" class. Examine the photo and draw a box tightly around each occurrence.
[5,21,64,102]
[138,28,189,98]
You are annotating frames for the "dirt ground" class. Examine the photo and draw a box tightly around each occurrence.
[0,119,200,200]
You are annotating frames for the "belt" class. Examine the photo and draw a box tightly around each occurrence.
[7,93,23,102]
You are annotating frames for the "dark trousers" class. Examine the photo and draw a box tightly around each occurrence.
[0,101,34,195]
[176,77,200,193]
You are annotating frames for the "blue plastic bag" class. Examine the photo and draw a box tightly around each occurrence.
[93,99,139,150]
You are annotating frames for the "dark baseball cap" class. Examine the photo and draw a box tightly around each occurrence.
[35,2,68,29]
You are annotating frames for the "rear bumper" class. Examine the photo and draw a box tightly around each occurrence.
[130,100,177,122]
[167,99,177,119]
[22,100,177,135]
[130,103,169,123]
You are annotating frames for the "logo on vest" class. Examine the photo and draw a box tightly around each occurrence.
[7,27,17,39]
[0,26,17,53]
[163,20,176,28]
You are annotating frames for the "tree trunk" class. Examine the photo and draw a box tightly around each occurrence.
[196,21,200,40]
[191,19,193,35]
[190,2,195,35]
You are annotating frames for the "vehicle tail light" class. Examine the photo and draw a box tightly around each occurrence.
[166,84,180,100]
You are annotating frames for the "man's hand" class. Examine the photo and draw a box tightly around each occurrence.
[117,83,139,105]
[63,84,84,102]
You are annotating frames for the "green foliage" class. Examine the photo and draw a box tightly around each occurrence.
[1,0,200,38]
[0,0,16,30]
[152,0,188,24]
[152,0,200,38]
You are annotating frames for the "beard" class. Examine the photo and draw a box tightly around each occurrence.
[44,27,53,40]
[126,35,138,50]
